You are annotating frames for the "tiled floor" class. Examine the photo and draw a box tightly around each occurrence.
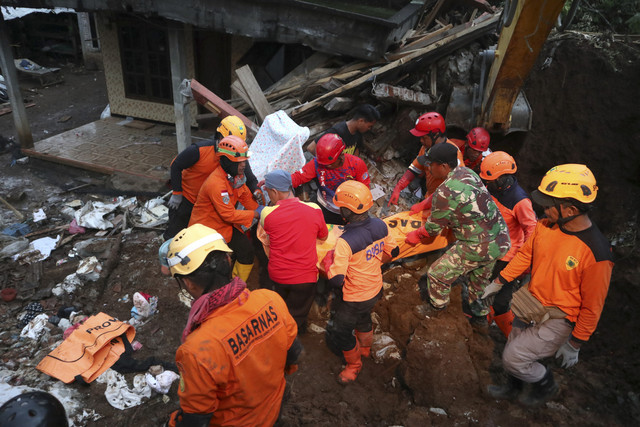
[22,117,213,182]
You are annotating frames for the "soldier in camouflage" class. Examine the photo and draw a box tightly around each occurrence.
[405,143,511,321]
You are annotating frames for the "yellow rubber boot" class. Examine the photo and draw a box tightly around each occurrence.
[232,262,253,282]
[355,330,373,358]
[338,342,362,385]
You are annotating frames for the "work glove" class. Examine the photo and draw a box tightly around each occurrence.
[167,194,183,210]
[555,340,580,368]
[410,194,433,215]
[481,280,503,300]
[255,205,265,217]
[388,170,415,206]
[253,188,265,205]
[322,250,335,276]
[405,227,430,245]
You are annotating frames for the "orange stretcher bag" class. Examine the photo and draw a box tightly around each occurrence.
[257,210,452,277]
[37,312,135,384]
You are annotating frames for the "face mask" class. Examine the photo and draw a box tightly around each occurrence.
[229,174,246,189]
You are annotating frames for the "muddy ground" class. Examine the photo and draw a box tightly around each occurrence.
[1,33,639,426]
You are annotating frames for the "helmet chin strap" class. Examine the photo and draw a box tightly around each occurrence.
[553,199,581,229]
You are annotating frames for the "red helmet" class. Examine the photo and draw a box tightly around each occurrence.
[410,112,445,137]
[466,127,490,152]
[316,133,345,166]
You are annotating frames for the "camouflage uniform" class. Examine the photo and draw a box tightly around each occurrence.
[423,166,510,316]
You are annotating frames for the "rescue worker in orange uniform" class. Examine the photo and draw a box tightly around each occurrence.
[461,127,491,173]
[323,181,399,384]
[292,133,370,225]
[164,115,262,240]
[165,224,301,426]
[483,164,613,406]
[389,111,465,209]
[479,152,537,336]
[189,135,263,282]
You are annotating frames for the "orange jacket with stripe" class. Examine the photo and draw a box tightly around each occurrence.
[172,289,297,426]
[409,139,465,195]
[189,166,258,243]
[327,217,398,302]
[490,182,537,261]
[499,219,613,342]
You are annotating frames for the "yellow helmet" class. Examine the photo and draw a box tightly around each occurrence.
[537,164,598,204]
[333,180,373,214]
[166,224,232,277]
[217,115,246,141]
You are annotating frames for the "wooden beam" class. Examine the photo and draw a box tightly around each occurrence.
[0,13,33,149]
[422,0,449,31]
[190,78,259,134]
[291,14,499,117]
[235,65,274,123]
[266,52,331,93]
[168,24,191,153]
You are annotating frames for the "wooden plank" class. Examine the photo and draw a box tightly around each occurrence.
[189,78,259,134]
[422,0,448,31]
[0,102,35,117]
[291,14,499,117]
[235,65,274,123]
[266,52,332,93]
[391,24,453,55]
[231,79,254,111]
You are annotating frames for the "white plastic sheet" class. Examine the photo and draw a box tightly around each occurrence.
[145,371,180,394]
[20,313,49,339]
[100,370,151,410]
[248,110,309,181]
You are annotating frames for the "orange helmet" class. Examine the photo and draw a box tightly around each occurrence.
[410,112,445,137]
[466,127,490,152]
[217,135,249,162]
[480,151,517,181]
[333,180,373,214]
[316,133,345,166]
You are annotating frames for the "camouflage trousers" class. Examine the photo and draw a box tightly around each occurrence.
[426,241,508,317]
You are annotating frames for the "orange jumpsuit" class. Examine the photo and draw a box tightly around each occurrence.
[189,166,258,243]
[171,289,297,426]
[408,138,465,195]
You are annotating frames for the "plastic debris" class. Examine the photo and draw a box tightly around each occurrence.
[68,219,85,234]
[0,238,29,258]
[372,333,401,363]
[1,223,31,237]
[13,235,60,263]
[32,208,47,222]
[145,370,179,394]
[18,302,44,327]
[74,200,119,230]
[101,370,151,410]
[52,273,83,296]
[131,341,143,351]
[76,256,102,282]
[20,313,49,339]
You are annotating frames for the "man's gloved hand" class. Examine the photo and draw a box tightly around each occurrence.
[388,170,415,206]
[405,227,430,245]
[167,194,183,210]
[555,340,580,368]
[481,280,503,299]
[253,188,265,205]
[322,250,335,275]
[254,205,265,218]
[410,194,433,215]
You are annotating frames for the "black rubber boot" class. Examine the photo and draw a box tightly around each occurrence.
[487,375,524,400]
[519,368,559,407]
